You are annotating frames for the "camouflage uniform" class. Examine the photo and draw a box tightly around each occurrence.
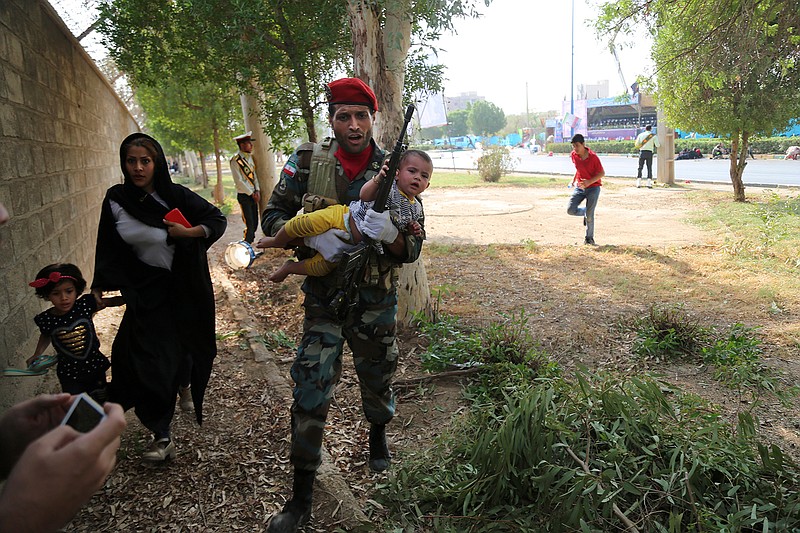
[262,138,424,472]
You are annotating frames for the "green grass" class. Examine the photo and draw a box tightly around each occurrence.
[687,191,800,279]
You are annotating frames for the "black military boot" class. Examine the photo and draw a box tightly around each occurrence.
[267,469,315,533]
[368,423,392,472]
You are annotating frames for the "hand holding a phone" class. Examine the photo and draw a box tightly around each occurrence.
[0,393,72,477]
[0,397,126,532]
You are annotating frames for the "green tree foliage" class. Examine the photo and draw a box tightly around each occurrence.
[97,0,350,148]
[347,0,491,148]
[136,82,241,158]
[448,109,470,136]
[137,80,242,200]
[468,100,506,136]
[596,0,800,201]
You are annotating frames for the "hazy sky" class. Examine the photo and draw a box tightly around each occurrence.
[433,0,653,115]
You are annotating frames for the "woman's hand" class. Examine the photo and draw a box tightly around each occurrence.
[91,289,105,310]
[163,219,204,239]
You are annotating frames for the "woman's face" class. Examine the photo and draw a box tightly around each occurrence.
[125,145,156,193]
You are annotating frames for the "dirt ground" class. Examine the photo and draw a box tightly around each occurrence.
[70,177,800,531]
[422,177,714,247]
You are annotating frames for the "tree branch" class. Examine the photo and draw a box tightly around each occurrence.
[564,445,640,532]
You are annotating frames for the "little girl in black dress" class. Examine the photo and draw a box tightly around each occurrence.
[28,263,123,401]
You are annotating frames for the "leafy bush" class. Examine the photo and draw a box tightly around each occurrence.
[700,323,793,403]
[382,370,800,532]
[415,313,481,372]
[476,146,517,182]
[415,310,546,374]
[631,306,793,403]
[546,136,800,156]
[632,304,707,362]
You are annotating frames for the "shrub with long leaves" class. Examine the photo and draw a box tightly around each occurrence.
[382,371,800,532]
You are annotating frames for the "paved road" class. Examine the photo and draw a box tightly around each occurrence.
[429,148,800,187]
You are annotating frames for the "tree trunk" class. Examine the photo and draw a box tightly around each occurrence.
[396,256,431,323]
[212,125,224,204]
[240,89,277,214]
[729,132,747,202]
[185,150,199,183]
[347,0,432,324]
[199,151,209,191]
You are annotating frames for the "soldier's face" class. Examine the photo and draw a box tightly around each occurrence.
[330,104,373,154]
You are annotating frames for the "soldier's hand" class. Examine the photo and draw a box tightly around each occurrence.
[304,229,351,262]
[363,210,399,244]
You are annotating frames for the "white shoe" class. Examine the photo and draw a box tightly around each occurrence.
[636,178,641,188]
[142,438,176,462]
[178,385,193,412]
[646,179,653,188]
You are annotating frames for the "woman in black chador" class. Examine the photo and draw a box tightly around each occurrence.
[92,133,227,461]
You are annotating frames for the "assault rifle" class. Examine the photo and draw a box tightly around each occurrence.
[329,103,416,319]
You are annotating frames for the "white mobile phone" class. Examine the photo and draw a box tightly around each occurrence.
[61,392,106,433]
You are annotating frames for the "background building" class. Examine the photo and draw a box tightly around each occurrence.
[445,91,485,112]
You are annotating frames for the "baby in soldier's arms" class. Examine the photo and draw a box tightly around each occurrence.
[256,149,432,282]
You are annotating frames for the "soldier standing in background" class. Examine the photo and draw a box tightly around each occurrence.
[230,132,261,243]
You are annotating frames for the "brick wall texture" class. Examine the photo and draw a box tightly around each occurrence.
[0,0,138,409]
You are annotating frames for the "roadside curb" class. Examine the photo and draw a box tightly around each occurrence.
[209,214,369,529]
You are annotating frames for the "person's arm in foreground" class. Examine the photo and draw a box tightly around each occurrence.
[0,396,126,532]
[26,333,52,367]
[264,152,350,262]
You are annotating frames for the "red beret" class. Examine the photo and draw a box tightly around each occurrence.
[326,78,378,112]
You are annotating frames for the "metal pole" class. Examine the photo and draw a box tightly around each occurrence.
[570,0,575,138]
[526,81,531,148]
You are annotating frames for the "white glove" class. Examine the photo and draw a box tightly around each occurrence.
[362,210,399,244]
[304,228,351,262]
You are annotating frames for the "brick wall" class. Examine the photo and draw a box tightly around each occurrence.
[0,0,138,409]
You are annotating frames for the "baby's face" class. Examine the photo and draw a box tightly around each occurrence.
[396,154,432,197]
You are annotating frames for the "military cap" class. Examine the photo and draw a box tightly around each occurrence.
[325,78,379,112]
[234,131,254,143]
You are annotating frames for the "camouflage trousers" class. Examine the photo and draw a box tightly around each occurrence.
[289,285,399,471]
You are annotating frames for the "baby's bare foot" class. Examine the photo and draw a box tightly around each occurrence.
[256,237,274,249]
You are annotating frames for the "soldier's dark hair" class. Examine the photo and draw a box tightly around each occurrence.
[31,263,87,298]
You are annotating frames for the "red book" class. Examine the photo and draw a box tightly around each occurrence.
[165,208,191,228]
